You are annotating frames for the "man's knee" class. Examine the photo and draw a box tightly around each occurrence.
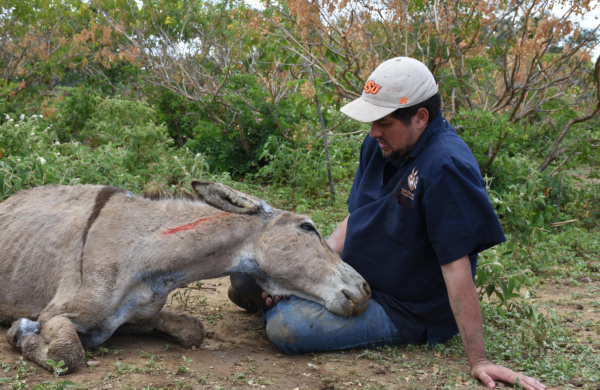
[264,307,303,354]
[264,297,339,354]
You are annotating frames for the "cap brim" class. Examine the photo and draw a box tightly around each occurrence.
[340,98,397,123]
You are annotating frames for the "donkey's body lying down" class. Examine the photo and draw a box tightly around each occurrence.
[0,181,370,373]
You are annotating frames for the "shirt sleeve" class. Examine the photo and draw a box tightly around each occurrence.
[422,160,506,265]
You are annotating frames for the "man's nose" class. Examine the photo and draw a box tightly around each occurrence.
[369,124,381,138]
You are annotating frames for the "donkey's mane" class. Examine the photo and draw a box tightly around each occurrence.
[142,187,199,202]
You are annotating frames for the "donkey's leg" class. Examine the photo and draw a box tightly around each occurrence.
[120,310,205,348]
[6,316,84,374]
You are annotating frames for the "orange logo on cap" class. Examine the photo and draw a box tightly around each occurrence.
[364,80,381,94]
[399,97,408,104]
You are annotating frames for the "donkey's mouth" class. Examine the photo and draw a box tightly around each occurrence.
[343,282,371,316]
[337,283,371,316]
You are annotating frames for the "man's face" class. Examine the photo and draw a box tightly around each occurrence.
[369,112,427,159]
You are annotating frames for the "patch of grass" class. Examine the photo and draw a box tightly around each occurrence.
[140,353,167,375]
[173,378,193,389]
[196,373,210,384]
[0,358,82,390]
[174,356,193,375]
[231,371,246,384]
[113,361,139,374]
[202,311,224,326]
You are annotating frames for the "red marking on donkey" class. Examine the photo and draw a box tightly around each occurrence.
[161,212,231,235]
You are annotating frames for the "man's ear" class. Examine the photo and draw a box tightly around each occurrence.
[414,107,429,128]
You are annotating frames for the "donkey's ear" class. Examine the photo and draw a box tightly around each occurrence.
[192,181,262,214]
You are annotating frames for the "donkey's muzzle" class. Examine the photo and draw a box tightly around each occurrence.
[341,281,371,316]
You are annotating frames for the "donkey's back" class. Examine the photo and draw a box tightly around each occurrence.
[0,185,105,322]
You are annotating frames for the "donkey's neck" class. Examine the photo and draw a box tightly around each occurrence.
[139,199,267,283]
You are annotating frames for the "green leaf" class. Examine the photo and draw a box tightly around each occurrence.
[14,177,23,192]
[536,214,545,227]
[36,160,44,183]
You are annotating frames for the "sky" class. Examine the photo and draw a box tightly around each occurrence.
[552,0,600,61]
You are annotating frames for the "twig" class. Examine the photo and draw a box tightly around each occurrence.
[549,219,578,227]
[355,351,391,361]
[328,130,368,137]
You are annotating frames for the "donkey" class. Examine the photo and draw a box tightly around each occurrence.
[0,181,371,374]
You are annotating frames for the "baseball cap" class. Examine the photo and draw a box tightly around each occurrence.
[340,57,438,123]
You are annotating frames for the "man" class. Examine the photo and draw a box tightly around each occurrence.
[228,57,545,390]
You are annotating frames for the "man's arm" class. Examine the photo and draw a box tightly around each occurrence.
[441,256,546,390]
[326,215,349,256]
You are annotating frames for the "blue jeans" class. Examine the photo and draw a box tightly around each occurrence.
[263,296,406,354]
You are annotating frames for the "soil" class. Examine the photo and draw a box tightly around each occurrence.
[1,277,598,390]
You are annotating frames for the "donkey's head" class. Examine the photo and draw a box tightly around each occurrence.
[192,181,371,316]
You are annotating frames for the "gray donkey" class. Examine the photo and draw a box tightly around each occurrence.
[0,181,371,373]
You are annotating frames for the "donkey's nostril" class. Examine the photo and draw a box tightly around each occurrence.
[342,289,352,300]
[362,282,371,297]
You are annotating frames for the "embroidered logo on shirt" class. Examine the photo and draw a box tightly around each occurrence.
[407,168,419,191]
[364,80,381,94]
[393,167,419,207]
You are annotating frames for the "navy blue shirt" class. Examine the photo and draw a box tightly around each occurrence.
[343,111,505,345]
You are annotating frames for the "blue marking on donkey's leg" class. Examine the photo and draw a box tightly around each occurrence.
[113,297,140,320]
[18,318,40,336]
[78,297,140,349]
[78,327,119,349]
[135,271,186,297]
[78,272,187,350]
[260,201,274,215]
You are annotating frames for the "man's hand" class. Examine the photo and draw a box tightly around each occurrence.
[471,359,546,390]
[261,291,285,308]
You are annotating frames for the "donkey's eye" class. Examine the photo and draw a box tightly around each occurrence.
[300,223,317,233]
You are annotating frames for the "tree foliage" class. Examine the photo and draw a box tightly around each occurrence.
[254,0,600,173]
[1,0,599,193]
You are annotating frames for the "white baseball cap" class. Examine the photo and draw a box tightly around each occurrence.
[340,57,438,123]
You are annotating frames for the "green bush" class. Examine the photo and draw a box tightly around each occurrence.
[454,109,522,167]
[253,131,360,199]
[187,120,246,174]
[0,106,209,200]
[52,86,97,143]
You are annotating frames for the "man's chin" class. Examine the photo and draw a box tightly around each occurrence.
[381,149,407,159]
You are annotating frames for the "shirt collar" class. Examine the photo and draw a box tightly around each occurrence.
[409,110,447,159]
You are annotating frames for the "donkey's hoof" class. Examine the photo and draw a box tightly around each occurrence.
[173,315,206,348]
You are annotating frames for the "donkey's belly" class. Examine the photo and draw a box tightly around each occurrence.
[77,290,168,348]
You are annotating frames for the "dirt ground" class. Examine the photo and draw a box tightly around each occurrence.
[1,277,598,390]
